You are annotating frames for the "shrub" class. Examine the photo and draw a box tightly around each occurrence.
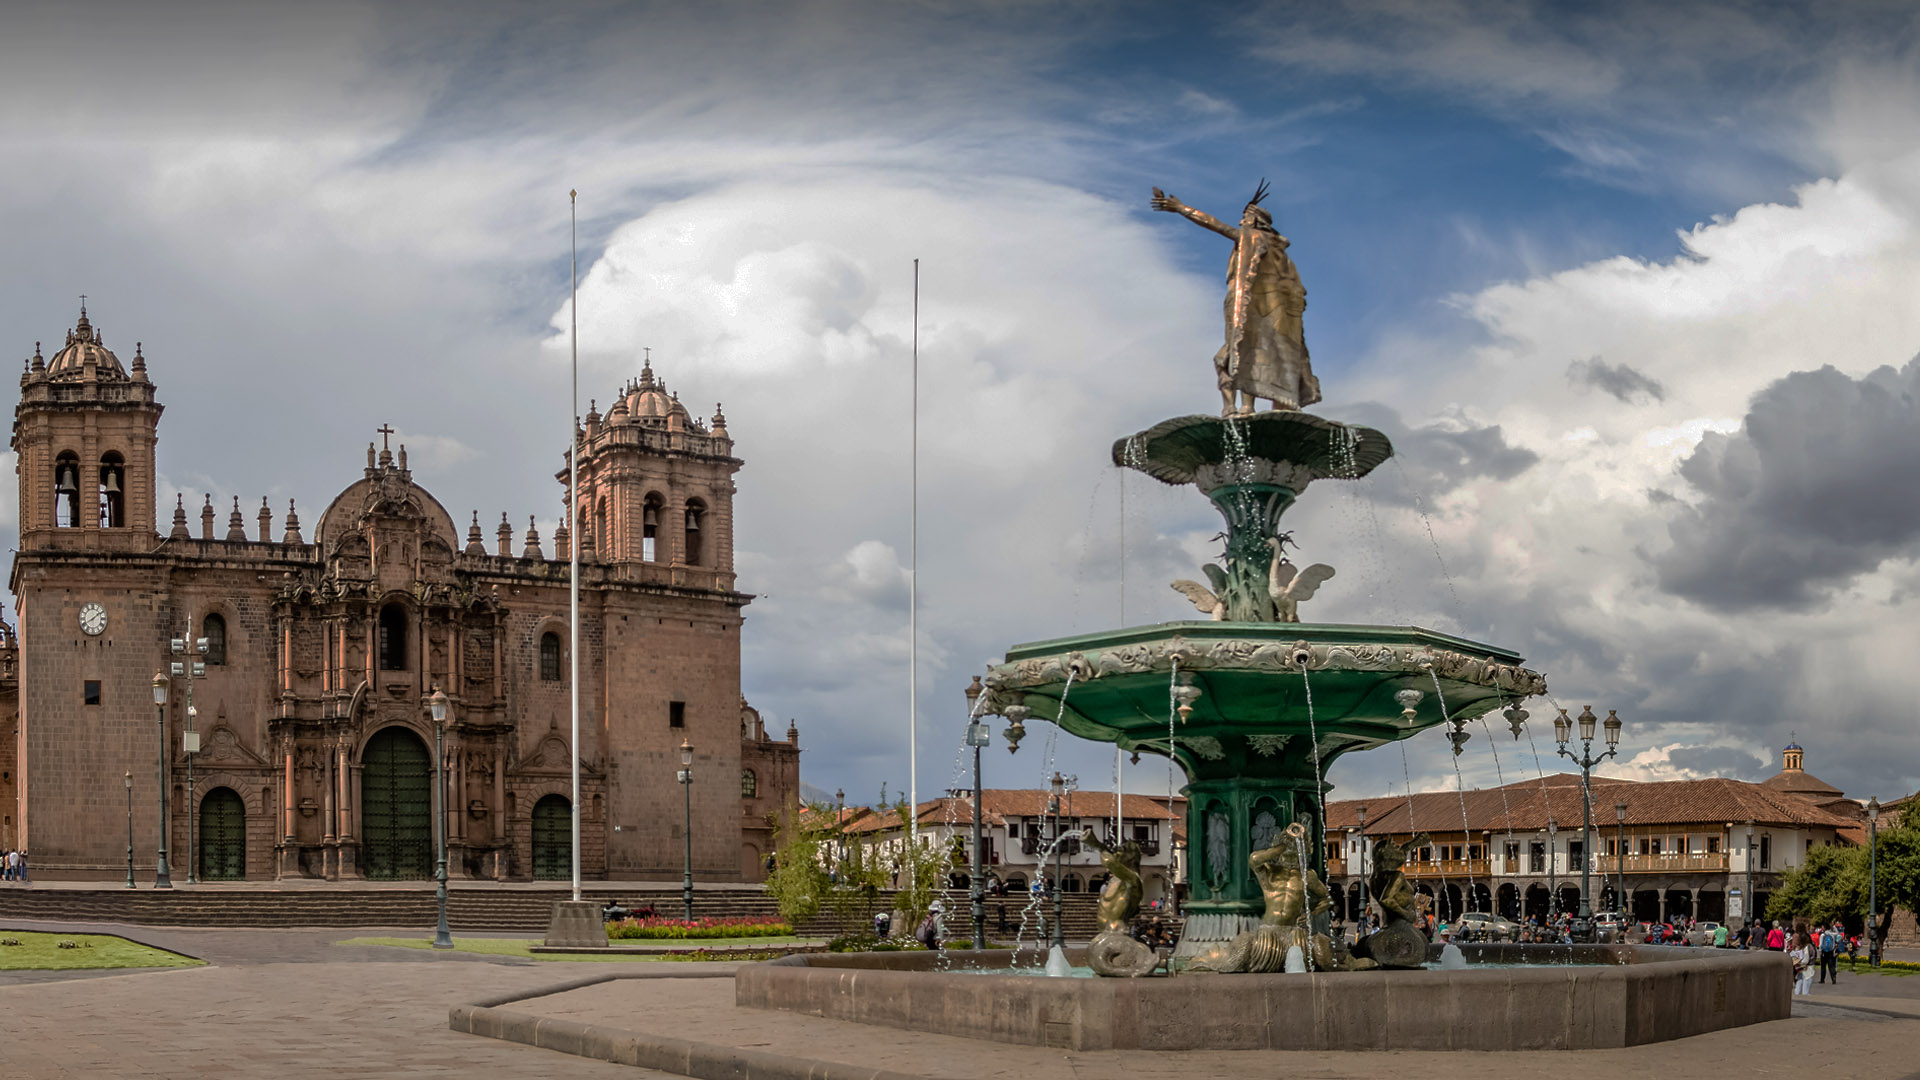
[828,933,929,953]
[606,916,791,940]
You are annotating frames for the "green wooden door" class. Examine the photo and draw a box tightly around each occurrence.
[362,727,432,880]
[198,787,246,881]
[531,795,571,881]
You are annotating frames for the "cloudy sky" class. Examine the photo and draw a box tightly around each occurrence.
[6,1,1920,811]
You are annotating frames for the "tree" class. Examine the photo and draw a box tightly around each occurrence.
[1766,844,1862,927]
[1768,809,1920,947]
[884,798,952,934]
[762,802,831,926]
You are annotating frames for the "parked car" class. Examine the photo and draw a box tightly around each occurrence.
[1455,911,1522,942]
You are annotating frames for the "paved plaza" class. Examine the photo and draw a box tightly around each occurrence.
[5,919,1920,1079]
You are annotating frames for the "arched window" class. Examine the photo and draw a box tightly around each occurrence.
[54,451,81,528]
[642,493,663,562]
[98,451,125,528]
[539,632,561,681]
[378,604,408,671]
[740,768,758,799]
[596,497,608,558]
[684,499,707,566]
[202,613,227,665]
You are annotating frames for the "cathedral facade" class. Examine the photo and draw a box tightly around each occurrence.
[3,307,798,881]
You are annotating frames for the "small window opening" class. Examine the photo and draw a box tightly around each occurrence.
[54,452,81,527]
[741,768,757,798]
[540,632,561,681]
[98,452,125,528]
[669,701,685,729]
[643,494,662,562]
[84,680,101,706]
[202,613,227,665]
[378,604,408,671]
[684,500,706,566]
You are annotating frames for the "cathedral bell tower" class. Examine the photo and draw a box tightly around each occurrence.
[12,304,163,553]
[565,357,740,580]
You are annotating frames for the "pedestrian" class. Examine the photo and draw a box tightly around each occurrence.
[1766,922,1786,951]
[1713,922,1728,948]
[1789,932,1814,996]
[1819,924,1840,984]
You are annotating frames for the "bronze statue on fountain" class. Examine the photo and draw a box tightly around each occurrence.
[1351,832,1434,970]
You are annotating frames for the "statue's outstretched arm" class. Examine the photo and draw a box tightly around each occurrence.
[1150,188,1238,240]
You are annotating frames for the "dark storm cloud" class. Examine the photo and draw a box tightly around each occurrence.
[1568,355,1665,404]
[1339,402,1540,505]
[1655,358,1920,610]
[1666,745,1768,781]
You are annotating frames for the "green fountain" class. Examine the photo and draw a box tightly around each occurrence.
[977,183,1548,963]
[738,184,1787,1048]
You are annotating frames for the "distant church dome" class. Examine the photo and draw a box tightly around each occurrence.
[45,306,127,381]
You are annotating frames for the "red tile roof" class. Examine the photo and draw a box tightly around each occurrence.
[1326,772,1859,837]
[840,789,1180,835]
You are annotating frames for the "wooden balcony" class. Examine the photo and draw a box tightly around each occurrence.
[1324,856,1346,878]
[1403,858,1490,879]
[1596,852,1729,874]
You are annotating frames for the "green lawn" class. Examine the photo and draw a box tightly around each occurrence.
[336,935,808,961]
[0,931,204,971]
[1838,957,1920,977]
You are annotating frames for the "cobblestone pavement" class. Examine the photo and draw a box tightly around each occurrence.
[0,920,700,1078]
[7,920,1920,1080]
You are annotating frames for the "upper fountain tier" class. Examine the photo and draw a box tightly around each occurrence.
[1112,411,1392,494]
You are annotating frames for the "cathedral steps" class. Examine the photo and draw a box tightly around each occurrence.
[0,885,1114,937]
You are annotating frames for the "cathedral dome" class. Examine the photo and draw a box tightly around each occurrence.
[619,359,693,424]
[45,307,127,381]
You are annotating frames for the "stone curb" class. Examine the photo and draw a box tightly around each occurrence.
[449,970,944,1080]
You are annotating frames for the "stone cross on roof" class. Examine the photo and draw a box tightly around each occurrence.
[377,423,395,452]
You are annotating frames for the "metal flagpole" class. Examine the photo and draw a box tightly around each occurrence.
[569,190,582,904]
[1116,468,1124,839]
[908,259,919,856]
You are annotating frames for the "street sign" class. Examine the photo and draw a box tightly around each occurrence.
[1728,889,1743,919]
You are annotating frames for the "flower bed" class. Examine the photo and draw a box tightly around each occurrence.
[607,916,793,940]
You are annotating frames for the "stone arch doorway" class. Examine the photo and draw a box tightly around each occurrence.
[362,727,432,880]
[198,787,246,881]
[1497,882,1520,918]
[531,794,572,881]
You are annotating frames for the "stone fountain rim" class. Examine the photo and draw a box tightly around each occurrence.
[1111,410,1394,488]
[1001,620,1527,665]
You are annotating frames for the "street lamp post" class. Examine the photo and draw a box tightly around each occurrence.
[1355,804,1369,931]
[150,674,172,889]
[834,788,845,880]
[1743,820,1755,939]
[679,738,695,921]
[963,677,990,951]
[1049,771,1068,948]
[124,772,134,889]
[1554,706,1622,923]
[1613,800,1628,920]
[1545,819,1557,919]
[1868,796,1881,968]
[428,687,453,949]
[170,626,207,884]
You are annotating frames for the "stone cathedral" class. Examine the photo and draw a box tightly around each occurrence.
[0,306,799,882]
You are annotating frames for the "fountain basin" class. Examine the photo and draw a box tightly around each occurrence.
[982,621,1544,924]
[735,944,1789,1051]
